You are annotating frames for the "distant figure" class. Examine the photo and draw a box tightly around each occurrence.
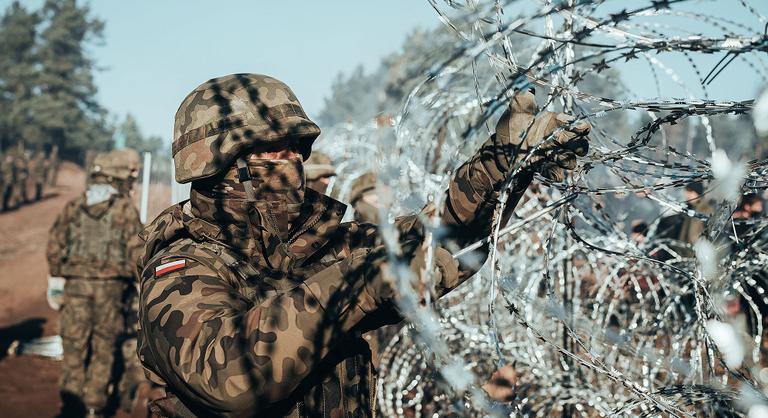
[0,151,15,211]
[29,148,49,201]
[656,182,712,251]
[303,151,336,195]
[47,150,144,418]
[13,143,30,204]
[48,144,60,186]
[349,171,378,224]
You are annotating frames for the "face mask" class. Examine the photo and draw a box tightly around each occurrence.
[85,184,118,206]
[239,156,306,240]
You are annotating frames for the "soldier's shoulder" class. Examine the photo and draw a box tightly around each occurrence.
[63,195,85,211]
[142,238,239,284]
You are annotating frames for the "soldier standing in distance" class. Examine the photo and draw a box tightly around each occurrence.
[14,142,30,204]
[348,171,379,224]
[30,147,49,201]
[0,150,14,211]
[136,74,590,417]
[303,151,337,196]
[49,144,60,186]
[47,150,144,418]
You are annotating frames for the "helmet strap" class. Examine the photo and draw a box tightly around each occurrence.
[236,157,257,202]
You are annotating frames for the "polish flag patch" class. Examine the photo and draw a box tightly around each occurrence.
[155,259,187,277]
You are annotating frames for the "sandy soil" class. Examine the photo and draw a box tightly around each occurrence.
[0,162,171,417]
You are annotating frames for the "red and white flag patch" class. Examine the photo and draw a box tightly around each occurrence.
[155,259,187,277]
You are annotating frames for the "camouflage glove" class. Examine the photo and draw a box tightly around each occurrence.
[487,90,591,182]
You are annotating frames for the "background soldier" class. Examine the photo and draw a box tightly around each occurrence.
[13,142,30,205]
[303,150,336,195]
[48,144,60,186]
[1,151,14,211]
[348,171,378,224]
[46,150,144,418]
[135,74,589,417]
[29,147,49,201]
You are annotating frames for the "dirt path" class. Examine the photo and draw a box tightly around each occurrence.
[0,162,84,417]
[0,162,172,417]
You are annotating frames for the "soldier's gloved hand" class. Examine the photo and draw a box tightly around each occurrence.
[487,90,591,182]
[46,276,66,311]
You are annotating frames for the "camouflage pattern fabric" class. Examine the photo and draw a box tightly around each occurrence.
[118,284,148,412]
[173,74,321,183]
[13,148,30,204]
[119,337,145,412]
[0,152,14,211]
[60,278,127,411]
[47,193,143,278]
[29,151,48,201]
[48,144,60,186]
[136,148,533,417]
[304,151,335,196]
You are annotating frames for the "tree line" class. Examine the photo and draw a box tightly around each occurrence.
[0,0,161,164]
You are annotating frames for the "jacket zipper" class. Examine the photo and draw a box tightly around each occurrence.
[288,207,326,245]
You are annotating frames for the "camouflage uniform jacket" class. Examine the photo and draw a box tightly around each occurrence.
[47,193,143,279]
[136,139,532,418]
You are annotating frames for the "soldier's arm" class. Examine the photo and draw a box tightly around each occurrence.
[438,138,534,282]
[121,201,144,279]
[140,255,378,417]
[46,200,77,276]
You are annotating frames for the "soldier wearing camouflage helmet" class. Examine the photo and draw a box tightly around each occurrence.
[348,171,379,224]
[303,150,336,195]
[136,74,590,417]
[47,150,144,418]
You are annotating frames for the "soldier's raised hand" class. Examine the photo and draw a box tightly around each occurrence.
[493,90,591,182]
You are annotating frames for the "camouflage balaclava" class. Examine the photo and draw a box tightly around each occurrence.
[191,153,307,262]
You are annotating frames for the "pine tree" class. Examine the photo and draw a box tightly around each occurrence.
[31,0,108,162]
[119,113,163,154]
[0,2,40,152]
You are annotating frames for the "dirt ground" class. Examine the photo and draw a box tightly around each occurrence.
[0,162,172,418]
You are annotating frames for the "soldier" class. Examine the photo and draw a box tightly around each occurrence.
[348,171,378,224]
[135,74,590,417]
[49,144,60,186]
[14,143,30,205]
[29,147,49,201]
[0,151,14,211]
[303,151,336,195]
[47,150,144,418]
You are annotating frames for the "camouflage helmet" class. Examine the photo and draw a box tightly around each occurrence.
[304,151,336,181]
[173,73,321,184]
[91,148,141,180]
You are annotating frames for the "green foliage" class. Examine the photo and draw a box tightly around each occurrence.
[318,27,458,127]
[118,113,163,154]
[0,0,111,163]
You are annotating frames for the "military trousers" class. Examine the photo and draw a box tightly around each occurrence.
[60,277,126,411]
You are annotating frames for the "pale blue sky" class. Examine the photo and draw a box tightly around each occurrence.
[3,1,767,141]
[6,1,440,140]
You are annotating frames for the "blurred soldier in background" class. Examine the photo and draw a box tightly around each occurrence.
[30,147,49,201]
[348,171,378,224]
[1,151,14,211]
[47,150,144,418]
[303,150,336,195]
[49,144,60,186]
[14,142,30,204]
[657,181,711,248]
